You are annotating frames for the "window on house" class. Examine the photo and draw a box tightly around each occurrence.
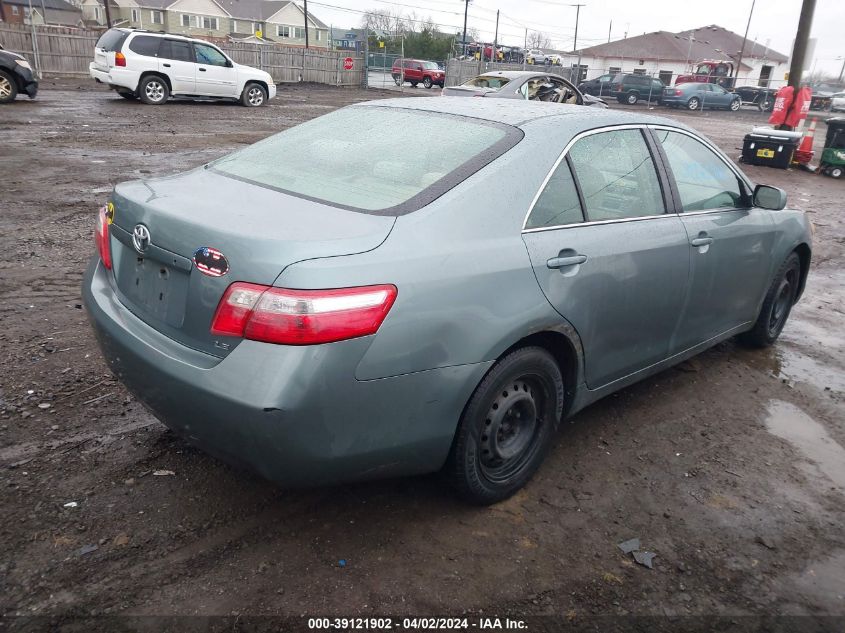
[253,22,260,33]
[93,6,99,19]
[181,14,190,26]
[12,5,20,14]
[202,16,218,30]
[277,25,288,37]
[130,8,138,21]
[632,67,646,75]
[315,30,320,41]
[608,66,621,74]
[150,10,163,24]
[232,20,239,33]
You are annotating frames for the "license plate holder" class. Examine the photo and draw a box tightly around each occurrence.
[118,255,189,327]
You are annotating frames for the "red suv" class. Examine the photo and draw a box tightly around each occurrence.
[391,59,444,89]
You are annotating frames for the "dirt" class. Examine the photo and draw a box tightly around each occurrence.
[1,79,844,628]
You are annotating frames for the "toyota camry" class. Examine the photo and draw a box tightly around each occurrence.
[83,99,812,504]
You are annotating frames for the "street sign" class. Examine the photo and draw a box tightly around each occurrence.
[343,57,354,71]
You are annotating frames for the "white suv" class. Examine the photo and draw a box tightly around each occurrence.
[89,28,276,106]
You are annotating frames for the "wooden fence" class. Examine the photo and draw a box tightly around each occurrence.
[0,23,364,86]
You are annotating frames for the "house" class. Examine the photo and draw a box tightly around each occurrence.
[79,0,328,47]
[329,26,365,53]
[0,0,83,26]
[574,24,789,87]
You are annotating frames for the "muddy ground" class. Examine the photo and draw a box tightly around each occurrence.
[1,80,843,630]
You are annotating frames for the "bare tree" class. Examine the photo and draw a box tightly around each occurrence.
[360,9,407,36]
[526,31,551,49]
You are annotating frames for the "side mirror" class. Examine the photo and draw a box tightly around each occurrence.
[754,184,787,210]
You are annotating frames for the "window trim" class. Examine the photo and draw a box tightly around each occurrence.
[646,125,754,215]
[521,124,672,233]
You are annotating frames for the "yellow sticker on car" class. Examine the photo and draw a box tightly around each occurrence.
[106,201,115,224]
[756,148,775,159]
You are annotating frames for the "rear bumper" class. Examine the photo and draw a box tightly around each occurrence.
[82,258,489,486]
[89,63,138,91]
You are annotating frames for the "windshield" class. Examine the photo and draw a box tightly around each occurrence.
[212,107,519,214]
[463,75,510,89]
[96,29,129,51]
[695,63,712,74]
[423,62,439,70]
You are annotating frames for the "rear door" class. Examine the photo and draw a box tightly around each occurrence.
[194,42,237,97]
[522,127,690,388]
[158,39,196,94]
[651,127,775,347]
[94,29,128,71]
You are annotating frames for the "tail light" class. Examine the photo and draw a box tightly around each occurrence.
[94,205,112,270]
[675,90,683,96]
[211,283,398,345]
[114,52,126,67]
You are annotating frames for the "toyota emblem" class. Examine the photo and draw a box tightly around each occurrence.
[132,224,151,254]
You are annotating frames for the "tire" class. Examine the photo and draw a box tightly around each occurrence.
[445,346,564,505]
[392,75,401,86]
[0,70,18,104]
[740,253,801,348]
[687,97,700,111]
[730,98,741,111]
[138,75,169,105]
[117,91,136,100]
[241,82,267,107]
[410,81,418,87]
[423,76,433,89]
[830,166,843,179]
[626,91,639,105]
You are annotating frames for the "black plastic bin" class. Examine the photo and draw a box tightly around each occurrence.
[741,132,800,169]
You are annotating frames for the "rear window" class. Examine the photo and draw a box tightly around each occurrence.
[462,75,510,89]
[96,29,129,52]
[211,107,521,215]
[128,35,160,57]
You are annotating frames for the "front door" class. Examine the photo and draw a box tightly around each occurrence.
[158,39,196,94]
[194,42,238,97]
[652,128,776,348]
[522,128,690,389]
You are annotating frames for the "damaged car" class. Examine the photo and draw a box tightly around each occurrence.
[442,70,607,107]
[83,99,811,504]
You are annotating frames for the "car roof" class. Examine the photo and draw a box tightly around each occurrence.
[355,97,690,130]
[114,27,200,44]
[475,71,549,79]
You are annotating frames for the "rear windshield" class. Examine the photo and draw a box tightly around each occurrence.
[462,75,510,89]
[96,29,129,52]
[211,107,521,215]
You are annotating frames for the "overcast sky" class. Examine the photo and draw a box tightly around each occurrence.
[310,0,844,76]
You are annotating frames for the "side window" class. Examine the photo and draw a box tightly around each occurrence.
[525,158,584,229]
[128,35,160,57]
[160,40,194,62]
[655,130,745,211]
[194,43,228,67]
[568,129,665,221]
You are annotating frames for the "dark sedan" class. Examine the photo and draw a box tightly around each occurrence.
[0,44,38,103]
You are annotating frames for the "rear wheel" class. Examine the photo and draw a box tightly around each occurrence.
[626,91,639,105]
[0,70,18,104]
[241,82,267,107]
[138,75,169,105]
[740,253,801,348]
[830,166,843,179]
[423,76,433,89]
[445,347,564,505]
[687,96,700,111]
[730,98,741,111]
[410,81,418,87]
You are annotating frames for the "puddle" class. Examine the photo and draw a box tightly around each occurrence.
[775,348,845,393]
[778,550,845,613]
[765,400,845,490]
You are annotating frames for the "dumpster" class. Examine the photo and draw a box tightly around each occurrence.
[741,128,802,169]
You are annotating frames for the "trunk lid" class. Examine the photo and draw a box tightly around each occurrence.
[107,167,396,357]
[441,86,497,97]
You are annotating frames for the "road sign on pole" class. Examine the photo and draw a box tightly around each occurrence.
[343,57,354,70]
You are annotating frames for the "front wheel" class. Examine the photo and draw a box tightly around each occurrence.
[410,81,418,87]
[739,253,801,348]
[138,75,169,105]
[730,98,741,111]
[0,70,18,104]
[445,347,564,505]
[687,96,700,111]
[423,76,433,89]
[392,75,402,86]
[241,82,267,107]
[626,91,639,105]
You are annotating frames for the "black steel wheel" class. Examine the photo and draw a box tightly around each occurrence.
[740,253,801,348]
[445,346,564,505]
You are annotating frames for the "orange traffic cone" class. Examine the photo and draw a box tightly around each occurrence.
[793,118,817,165]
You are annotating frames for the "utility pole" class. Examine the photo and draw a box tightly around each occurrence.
[493,9,499,65]
[572,3,584,83]
[787,0,816,90]
[103,0,112,27]
[607,19,612,43]
[303,0,309,49]
[733,0,756,83]
[839,56,845,83]
[461,0,469,57]
[523,27,527,71]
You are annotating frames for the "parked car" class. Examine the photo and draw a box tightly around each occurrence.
[526,49,547,65]
[832,92,845,113]
[734,85,777,111]
[546,54,563,66]
[88,28,276,106]
[390,58,445,89]
[608,73,666,105]
[0,43,38,104]
[661,82,742,111]
[442,71,607,107]
[809,90,833,111]
[577,73,616,98]
[84,98,811,504]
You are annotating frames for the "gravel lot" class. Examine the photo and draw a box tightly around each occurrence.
[1,79,843,629]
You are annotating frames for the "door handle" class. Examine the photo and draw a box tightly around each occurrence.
[162,63,171,67]
[690,237,713,247]
[199,67,207,72]
[547,254,587,269]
